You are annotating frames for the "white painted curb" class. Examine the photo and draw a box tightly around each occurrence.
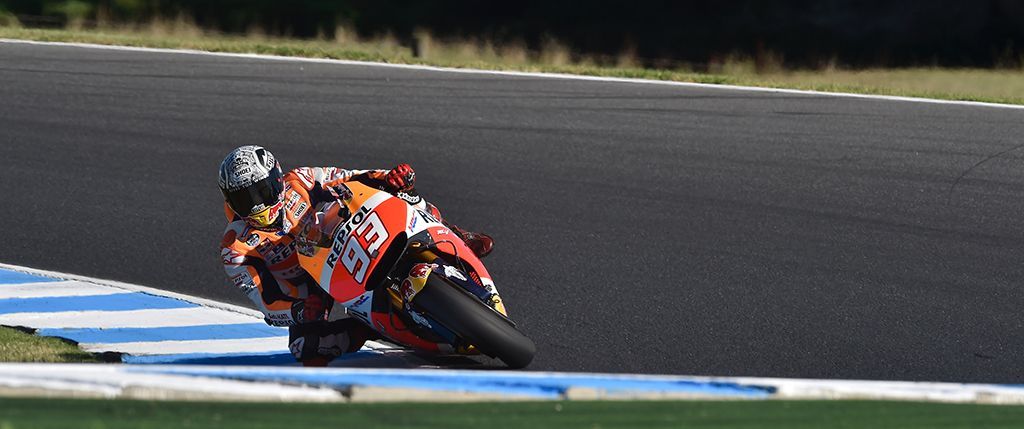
[3,363,1024,404]
[0,363,344,402]
[0,262,407,362]
[2,263,1024,404]
[0,262,262,318]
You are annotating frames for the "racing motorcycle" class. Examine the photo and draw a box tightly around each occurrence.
[294,180,535,369]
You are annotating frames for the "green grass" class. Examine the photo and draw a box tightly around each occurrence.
[0,323,1019,427]
[3,26,1024,105]
[0,326,99,363]
[0,397,1023,428]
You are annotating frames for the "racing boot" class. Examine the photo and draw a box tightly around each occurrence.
[423,202,494,258]
[456,228,494,259]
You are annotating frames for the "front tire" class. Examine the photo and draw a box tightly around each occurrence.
[412,274,535,369]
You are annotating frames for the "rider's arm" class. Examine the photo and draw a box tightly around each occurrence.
[293,167,389,189]
[220,225,298,327]
[293,165,425,208]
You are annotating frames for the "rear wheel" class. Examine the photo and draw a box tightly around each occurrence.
[412,274,535,369]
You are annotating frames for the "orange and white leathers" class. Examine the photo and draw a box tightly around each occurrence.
[220,167,431,327]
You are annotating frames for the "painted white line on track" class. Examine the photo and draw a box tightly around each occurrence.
[2,38,1023,111]
[0,307,261,329]
[81,336,288,355]
[0,280,124,299]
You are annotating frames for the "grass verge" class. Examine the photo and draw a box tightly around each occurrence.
[1,397,1023,428]
[0,326,99,363]
[2,26,1024,105]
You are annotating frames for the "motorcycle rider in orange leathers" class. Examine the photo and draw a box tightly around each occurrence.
[218,145,493,366]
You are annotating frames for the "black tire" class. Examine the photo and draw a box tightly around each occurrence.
[412,274,536,369]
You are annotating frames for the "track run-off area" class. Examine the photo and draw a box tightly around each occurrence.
[2,40,1024,383]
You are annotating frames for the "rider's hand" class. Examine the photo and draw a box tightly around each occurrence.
[386,163,415,192]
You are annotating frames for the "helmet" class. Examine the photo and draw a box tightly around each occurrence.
[218,145,284,229]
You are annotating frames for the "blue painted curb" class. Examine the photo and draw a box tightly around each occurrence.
[0,270,57,285]
[135,367,776,399]
[39,323,286,344]
[122,350,385,365]
[0,292,195,314]
[124,351,298,365]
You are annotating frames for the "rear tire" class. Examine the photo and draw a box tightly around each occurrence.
[412,274,535,369]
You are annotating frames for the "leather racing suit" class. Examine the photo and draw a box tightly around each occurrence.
[220,166,442,365]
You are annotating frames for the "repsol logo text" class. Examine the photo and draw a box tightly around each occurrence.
[326,206,371,269]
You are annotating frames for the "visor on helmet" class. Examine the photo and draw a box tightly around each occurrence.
[223,166,284,217]
[244,204,281,228]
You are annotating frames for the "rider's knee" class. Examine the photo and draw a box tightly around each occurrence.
[287,321,355,365]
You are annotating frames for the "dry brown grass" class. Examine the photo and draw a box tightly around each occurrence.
[3,22,1024,104]
[753,68,1024,102]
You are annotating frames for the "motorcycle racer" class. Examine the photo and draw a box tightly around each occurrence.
[218,145,493,366]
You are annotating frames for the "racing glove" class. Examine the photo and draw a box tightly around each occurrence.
[386,163,416,192]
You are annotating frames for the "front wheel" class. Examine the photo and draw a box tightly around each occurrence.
[412,274,535,369]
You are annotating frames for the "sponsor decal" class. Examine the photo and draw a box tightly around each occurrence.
[266,312,293,326]
[265,242,292,265]
[325,206,390,284]
[417,210,439,224]
[285,192,301,211]
[396,192,421,205]
[443,265,468,281]
[245,233,260,247]
[232,274,258,296]
[408,214,418,231]
[409,263,434,279]
[293,202,308,218]
[325,237,345,269]
[230,271,253,286]
[351,293,370,308]
[400,279,415,302]
[326,206,371,269]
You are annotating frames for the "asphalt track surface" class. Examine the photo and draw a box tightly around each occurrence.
[3,42,1024,383]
